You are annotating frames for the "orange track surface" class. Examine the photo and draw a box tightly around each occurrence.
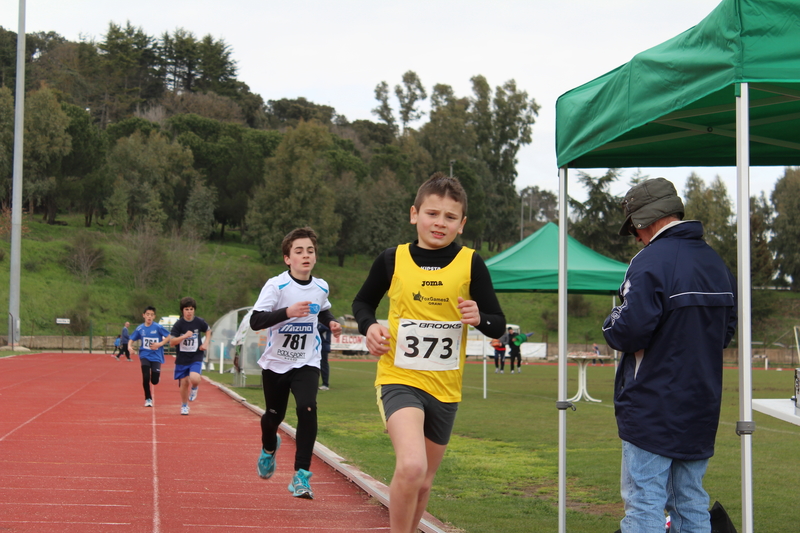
[0,352,391,532]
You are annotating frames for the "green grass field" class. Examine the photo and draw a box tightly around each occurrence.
[212,359,800,533]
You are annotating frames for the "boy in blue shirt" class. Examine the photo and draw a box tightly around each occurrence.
[169,297,212,415]
[128,306,172,407]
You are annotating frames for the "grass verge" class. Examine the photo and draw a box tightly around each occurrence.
[210,359,800,533]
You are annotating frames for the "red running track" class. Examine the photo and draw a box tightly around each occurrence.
[0,352,393,532]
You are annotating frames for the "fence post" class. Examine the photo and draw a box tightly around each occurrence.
[8,313,14,350]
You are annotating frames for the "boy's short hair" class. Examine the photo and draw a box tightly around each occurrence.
[281,227,318,258]
[144,306,157,314]
[179,297,197,311]
[413,172,468,218]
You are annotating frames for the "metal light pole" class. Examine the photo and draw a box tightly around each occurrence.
[449,159,455,178]
[8,0,26,346]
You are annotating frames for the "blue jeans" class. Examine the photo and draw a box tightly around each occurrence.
[620,440,710,533]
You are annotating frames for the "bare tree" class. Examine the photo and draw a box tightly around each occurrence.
[64,233,106,284]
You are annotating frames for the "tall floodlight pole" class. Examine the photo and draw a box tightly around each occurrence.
[8,0,26,346]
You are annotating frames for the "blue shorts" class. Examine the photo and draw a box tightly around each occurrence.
[174,361,203,380]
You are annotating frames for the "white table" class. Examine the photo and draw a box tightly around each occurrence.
[567,354,611,403]
[752,398,800,427]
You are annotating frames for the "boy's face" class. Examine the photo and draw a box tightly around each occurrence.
[410,194,466,250]
[182,306,195,321]
[143,310,155,326]
[284,237,317,280]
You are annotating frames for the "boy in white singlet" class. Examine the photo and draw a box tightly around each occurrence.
[251,227,342,499]
[352,172,506,533]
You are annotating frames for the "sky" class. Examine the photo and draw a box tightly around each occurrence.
[1,0,786,204]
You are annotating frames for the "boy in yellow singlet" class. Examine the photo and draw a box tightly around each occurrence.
[352,172,506,533]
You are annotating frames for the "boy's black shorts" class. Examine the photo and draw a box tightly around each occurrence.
[379,384,458,445]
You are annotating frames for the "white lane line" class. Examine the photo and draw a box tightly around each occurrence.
[0,368,113,442]
[0,520,130,526]
[0,355,101,391]
[152,392,161,533]
[0,486,134,493]
[0,502,130,507]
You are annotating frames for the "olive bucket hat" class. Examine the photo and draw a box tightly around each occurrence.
[618,177,684,236]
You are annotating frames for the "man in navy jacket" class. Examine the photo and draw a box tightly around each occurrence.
[603,178,737,533]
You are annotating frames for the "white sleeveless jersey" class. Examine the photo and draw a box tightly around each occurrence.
[254,271,332,374]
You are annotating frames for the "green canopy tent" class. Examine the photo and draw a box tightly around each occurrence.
[554,1,800,531]
[485,222,628,294]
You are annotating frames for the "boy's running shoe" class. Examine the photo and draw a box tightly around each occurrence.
[180,404,189,415]
[257,435,281,479]
[144,399,153,407]
[189,387,198,401]
[288,469,314,499]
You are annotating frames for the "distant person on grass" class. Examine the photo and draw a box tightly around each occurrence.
[491,330,508,373]
[507,327,521,373]
[128,306,171,407]
[117,321,131,361]
[169,297,211,416]
[352,172,506,533]
[251,227,342,500]
[317,322,332,390]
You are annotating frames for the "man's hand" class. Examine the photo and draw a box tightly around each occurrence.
[330,321,342,336]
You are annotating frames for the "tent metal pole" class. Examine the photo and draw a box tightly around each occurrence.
[736,82,754,533]
[556,167,570,533]
[483,334,487,399]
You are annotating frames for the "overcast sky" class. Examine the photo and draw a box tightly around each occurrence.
[2,0,785,203]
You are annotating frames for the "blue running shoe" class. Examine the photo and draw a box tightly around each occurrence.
[189,387,198,402]
[287,469,314,499]
[257,434,281,479]
[180,404,189,415]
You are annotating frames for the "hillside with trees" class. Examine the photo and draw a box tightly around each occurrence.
[2,22,800,342]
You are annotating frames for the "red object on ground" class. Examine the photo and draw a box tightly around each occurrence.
[0,352,392,532]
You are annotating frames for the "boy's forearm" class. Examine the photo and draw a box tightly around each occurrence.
[352,302,378,336]
[476,311,506,339]
[318,309,337,328]
[250,308,289,331]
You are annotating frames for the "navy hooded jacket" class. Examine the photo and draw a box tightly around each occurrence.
[602,221,737,460]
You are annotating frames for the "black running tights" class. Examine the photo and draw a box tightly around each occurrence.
[141,361,162,400]
[261,366,319,472]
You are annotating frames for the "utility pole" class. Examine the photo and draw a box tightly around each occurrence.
[8,0,26,346]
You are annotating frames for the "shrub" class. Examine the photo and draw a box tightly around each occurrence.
[64,233,106,284]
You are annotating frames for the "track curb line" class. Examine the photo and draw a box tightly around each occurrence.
[204,375,451,533]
